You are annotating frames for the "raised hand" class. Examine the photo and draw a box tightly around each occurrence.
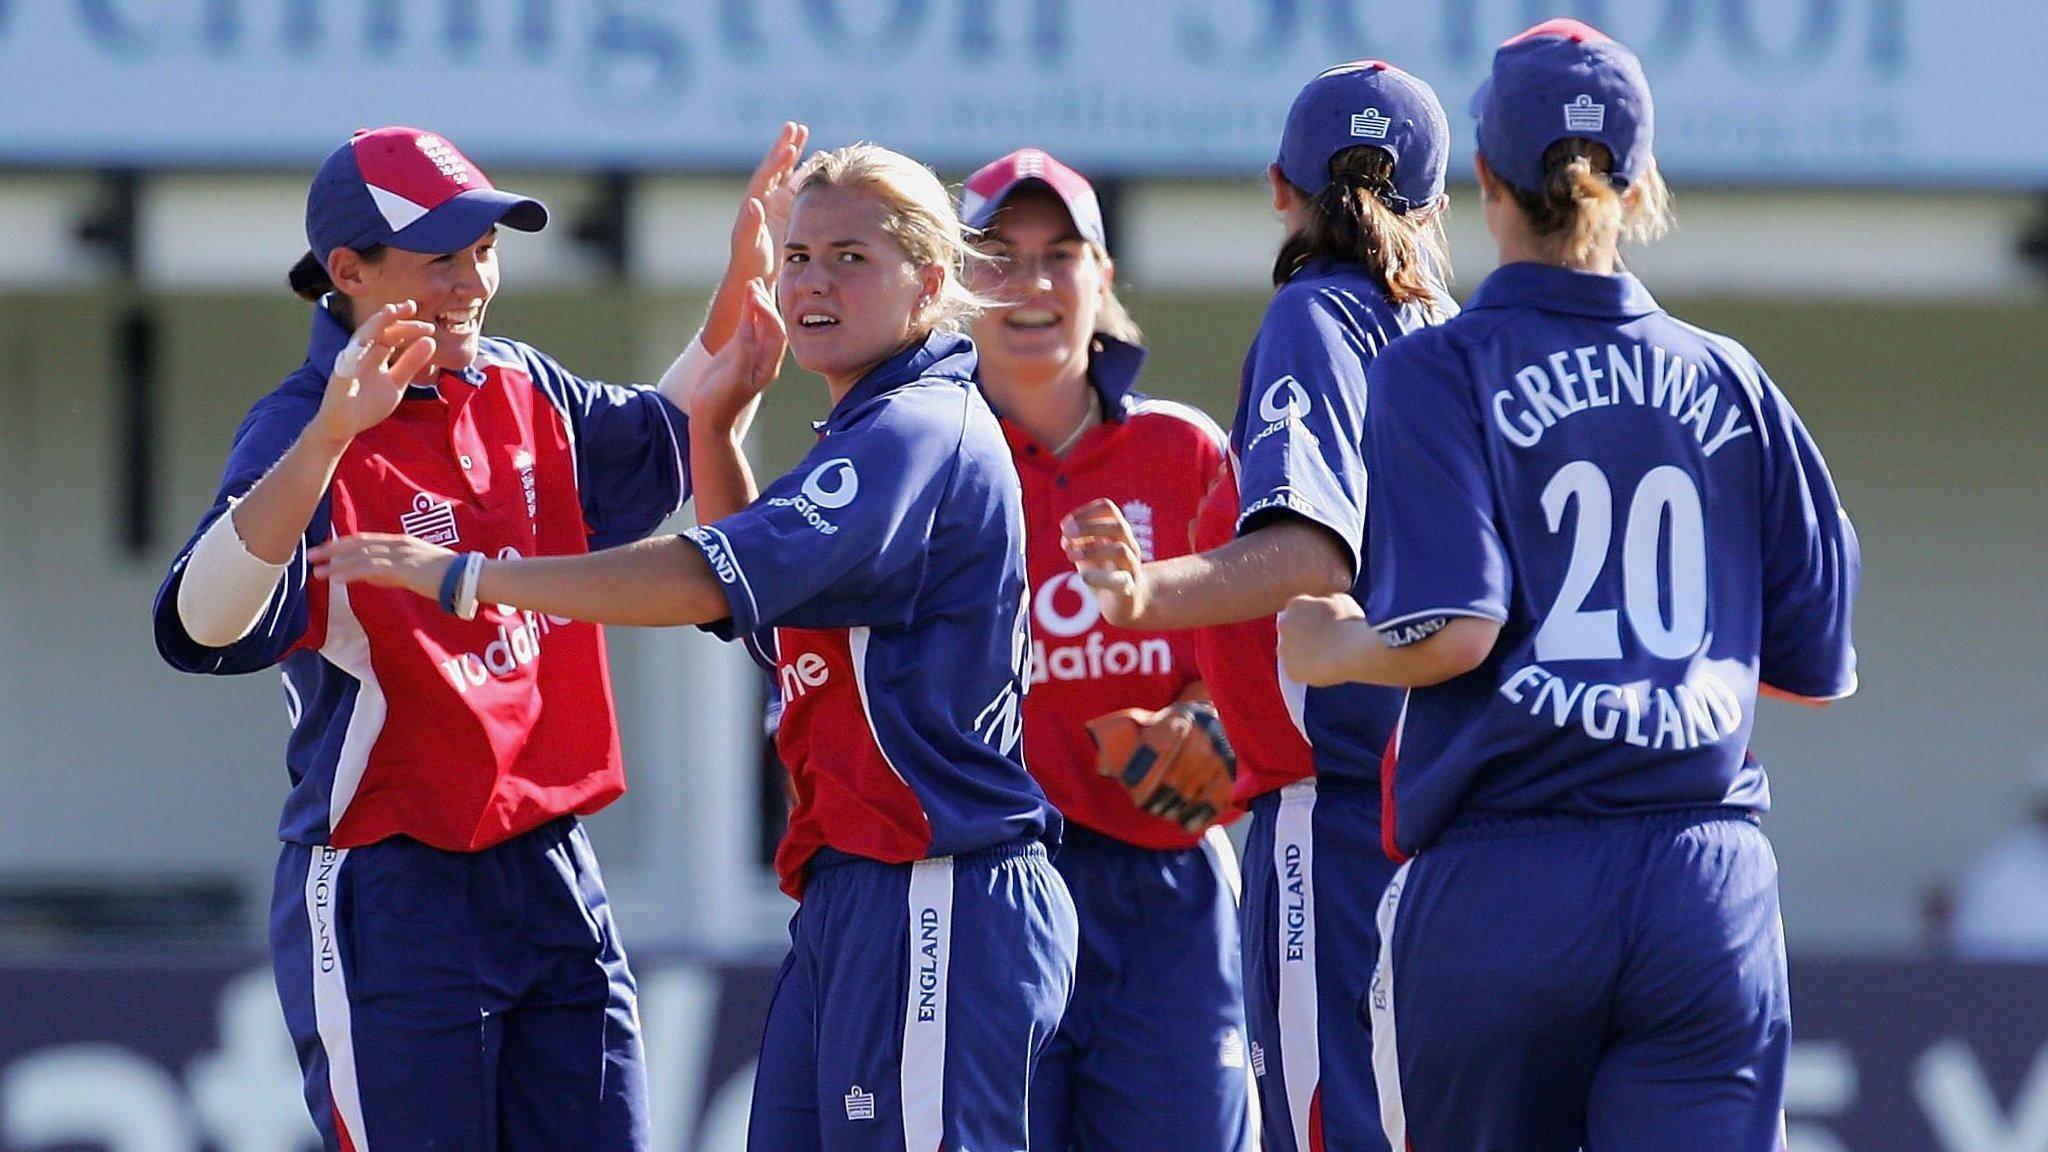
[730,197,774,301]
[1276,593,1368,687]
[308,532,456,601]
[1061,497,1149,627]
[746,121,810,272]
[706,124,809,354]
[309,301,437,446]
[690,280,787,431]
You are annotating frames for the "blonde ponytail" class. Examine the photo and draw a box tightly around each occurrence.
[1507,139,1673,264]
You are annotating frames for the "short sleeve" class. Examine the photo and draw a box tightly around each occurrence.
[1755,371,1859,698]
[517,343,691,549]
[1179,418,1229,683]
[681,390,961,639]
[1234,291,1373,575]
[153,393,328,675]
[1361,335,1513,632]
[1155,405,1228,687]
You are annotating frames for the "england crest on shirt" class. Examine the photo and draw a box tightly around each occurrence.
[513,449,538,521]
[1121,500,1156,560]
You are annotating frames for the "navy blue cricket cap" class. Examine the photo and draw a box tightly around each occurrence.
[1471,18,1655,192]
[305,126,548,259]
[1275,60,1449,214]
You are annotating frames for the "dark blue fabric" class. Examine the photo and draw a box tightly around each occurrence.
[1228,258,1443,787]
[153,302,688,848]
[1381,810,1789,1151]
[1276,61,1448,208]
[154,303,687,675]
[503,338,689,550]
[270,818,647,1152]
[1084,334,1147,416]
[1239,782,1396,1152]
[1471,23,1655,192]
[152,377,327,678]
[1030,826,1252,1152]
[1365,263,1858,856]
[684,331,1054,863]
[746,843,1078,1152]
[269,854,342,1152]
[688,332,990,635]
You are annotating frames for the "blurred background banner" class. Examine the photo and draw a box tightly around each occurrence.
[4,0,2048,183]
[2,957,2045,1152]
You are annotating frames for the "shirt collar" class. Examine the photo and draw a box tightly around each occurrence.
[304,295,485,399]
[977,334,1150,428]
[818,330,978,432]
[1465,262,1662,318]
[305,297,354,379]
[1088,335,1147,418]
[1285,253,1359,286]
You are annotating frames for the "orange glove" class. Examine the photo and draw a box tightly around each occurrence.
[1086,701,1238,834]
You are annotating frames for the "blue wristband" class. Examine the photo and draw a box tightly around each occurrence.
[437,555,469,615]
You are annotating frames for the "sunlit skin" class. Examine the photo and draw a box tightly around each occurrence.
[305,314,775,626]
[967,189,1109,399]
[778,184,944,401]
[1045,163,1373,637]
[224,302,437,564]
[309,186,963,623]
[327,227,501,376]
[1474,153,1622,274]
[307,178,960,616]
[1274,592,1501,688]
[1267,162,1315,231]
[704,120,809,353]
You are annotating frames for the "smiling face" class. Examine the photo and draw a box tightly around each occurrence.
[333,228,501,373]
[777,184,942,398]
[966,187,1109,391]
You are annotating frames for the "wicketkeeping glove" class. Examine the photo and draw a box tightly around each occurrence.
[1085,701,1238,834]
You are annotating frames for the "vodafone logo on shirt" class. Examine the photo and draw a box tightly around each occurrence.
[801,458,859,508]
[1258,375,1313,423]
[1028,573,1173,685]
[1034,572,1101,639]
[1248,374,1316,457]
[770,457,859,535]
[778,650,832,701]
[435,546,575,693]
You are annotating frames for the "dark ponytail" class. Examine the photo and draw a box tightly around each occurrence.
[1271,145,1447,307]
[287,245,385,327]
[288,251,332,303]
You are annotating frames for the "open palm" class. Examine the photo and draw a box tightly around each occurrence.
[313,301,438,443]
[690,281,787,428]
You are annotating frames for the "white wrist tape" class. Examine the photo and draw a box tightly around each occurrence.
[175,500,290,647]
[331,331,373,380]
[656,332,713,398]
[452,553,486,622]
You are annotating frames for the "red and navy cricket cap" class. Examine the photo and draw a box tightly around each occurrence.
[959,148,1108,248]
[1472,18,1655,191]
[305,126,548,258]
[1275,60,1449,213]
